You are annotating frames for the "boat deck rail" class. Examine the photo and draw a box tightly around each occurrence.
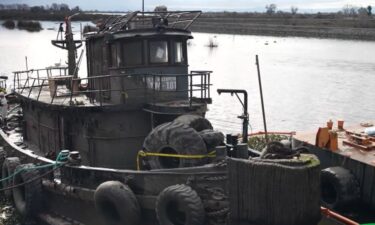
[98,10,202,33]
[13,67,212,107]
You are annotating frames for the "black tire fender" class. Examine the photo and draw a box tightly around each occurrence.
[174,114,213,132]
[321,166,360,209]
[94,181,140,225]
[156,184,205,225]
[12,163,43,218]
[198,129,224,150]
[2,157,20,198]
[143,122,208,169]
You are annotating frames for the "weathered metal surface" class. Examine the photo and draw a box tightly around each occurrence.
[293,130,375,210]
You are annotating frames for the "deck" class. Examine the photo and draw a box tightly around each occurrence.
[294,122,375,167]
[19,85,105,107]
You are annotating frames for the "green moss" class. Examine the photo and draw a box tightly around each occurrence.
[248,134,289,151]
[298,154,320,167]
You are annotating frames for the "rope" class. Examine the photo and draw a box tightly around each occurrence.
[136,150,216,170]
[0,163,65,192]
[0,150,69,184]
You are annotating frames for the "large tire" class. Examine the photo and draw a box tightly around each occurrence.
[0,148,6,169]
[94,181,140,225]
[2,157,21,198]
[143,122,208,169]
[156,184,205,225]
[321,167,360,210]
[198,129,224,150]
[174,114,213,132]
[12,163,43,219]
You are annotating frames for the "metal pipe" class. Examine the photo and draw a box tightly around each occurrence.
[217,89,248,143]
[255,55,268,143]
[321,207,359,225]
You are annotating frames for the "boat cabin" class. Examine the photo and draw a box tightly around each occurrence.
[11,11,212,169]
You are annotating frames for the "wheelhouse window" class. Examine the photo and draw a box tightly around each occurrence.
[116,44,123,67]
[149,41,168,63]
[123,41,143,66]
[174,41,184,63]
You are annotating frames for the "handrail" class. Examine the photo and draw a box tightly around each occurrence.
[321,207,359,225]
[13,69,212,106]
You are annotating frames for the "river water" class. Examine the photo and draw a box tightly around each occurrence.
[1,21,375,134]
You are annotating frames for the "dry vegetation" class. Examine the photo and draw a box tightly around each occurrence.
[191,11,375,40]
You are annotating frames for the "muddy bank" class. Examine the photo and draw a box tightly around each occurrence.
[191,15,375,41]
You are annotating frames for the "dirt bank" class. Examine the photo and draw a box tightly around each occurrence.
[191,13,375,41]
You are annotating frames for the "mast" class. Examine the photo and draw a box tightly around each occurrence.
[65,16,77,77]
[51,13,82,78]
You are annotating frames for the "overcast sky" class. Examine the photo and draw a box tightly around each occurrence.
[1,0,373,12]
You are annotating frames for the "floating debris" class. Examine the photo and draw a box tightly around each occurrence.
[206,36,218,48]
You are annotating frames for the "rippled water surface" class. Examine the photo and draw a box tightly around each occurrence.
[1,21,375,134]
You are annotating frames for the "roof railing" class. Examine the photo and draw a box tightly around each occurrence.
[98,10,202,33]
[12,69,212,107]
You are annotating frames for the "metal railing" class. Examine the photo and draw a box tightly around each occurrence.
[98,10,202,33]
[13,68,212,107]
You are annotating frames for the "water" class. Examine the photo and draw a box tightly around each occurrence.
[1,21,375,134]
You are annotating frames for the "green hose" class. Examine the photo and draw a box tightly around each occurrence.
[0,150,69,183]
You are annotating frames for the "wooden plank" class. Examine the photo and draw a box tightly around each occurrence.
[342,140,375,151]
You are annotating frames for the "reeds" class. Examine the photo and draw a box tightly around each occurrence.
[2,20,16,29]
[17,20,42,32]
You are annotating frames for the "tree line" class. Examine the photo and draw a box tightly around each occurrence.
[265,4,372,17]
[0,3,80,12]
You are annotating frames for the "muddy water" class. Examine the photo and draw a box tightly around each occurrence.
[1,21,375,134]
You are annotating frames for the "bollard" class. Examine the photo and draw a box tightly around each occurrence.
[68,151,82,165]
[237,143,249,159]
[215,146,227,161]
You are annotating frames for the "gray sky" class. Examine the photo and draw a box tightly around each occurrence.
[1,0,373,12]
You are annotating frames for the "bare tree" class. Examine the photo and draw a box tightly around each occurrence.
[291,6,298,15]
[358,7,368,16]
[342,4,358,16]
[266,4,277,15]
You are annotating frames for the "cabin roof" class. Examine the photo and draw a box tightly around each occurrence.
[85,28,192,41]
[85,10,200,40]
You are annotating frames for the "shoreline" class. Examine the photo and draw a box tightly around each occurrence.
[191,14,375,41]
[1,11,375,41]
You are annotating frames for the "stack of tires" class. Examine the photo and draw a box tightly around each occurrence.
[95,181,205,225]
[142,114,224,169]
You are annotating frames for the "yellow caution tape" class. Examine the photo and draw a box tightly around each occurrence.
[137,150,216,170]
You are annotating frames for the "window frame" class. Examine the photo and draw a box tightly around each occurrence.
[173,40,186,65]
[148,40,170,65]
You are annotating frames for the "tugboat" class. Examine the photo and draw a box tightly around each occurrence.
[0,10,360,225]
